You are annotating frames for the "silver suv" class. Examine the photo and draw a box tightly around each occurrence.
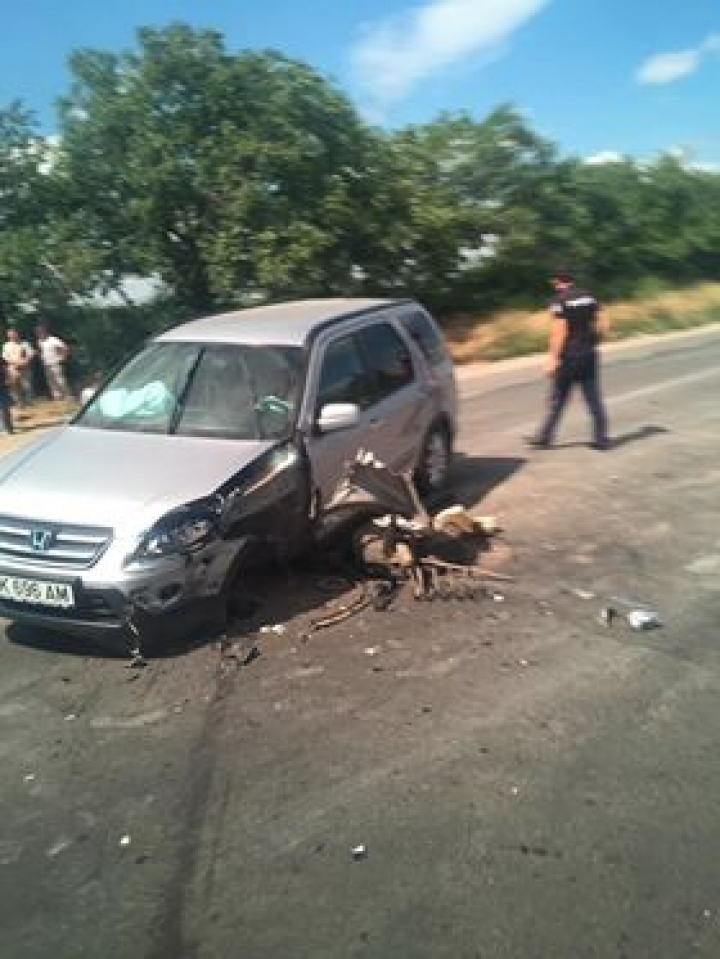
[0,298,456,643]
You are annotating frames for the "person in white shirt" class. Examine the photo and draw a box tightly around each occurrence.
[35,324,69,400]
[2,327,35,407]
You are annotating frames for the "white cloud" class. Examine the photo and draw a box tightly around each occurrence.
[349,0,549,113]
[636,32,720,85]
[584,150,624,165]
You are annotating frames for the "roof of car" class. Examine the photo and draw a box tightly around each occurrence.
[156,298,411,347]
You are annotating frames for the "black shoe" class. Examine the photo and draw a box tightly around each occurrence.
[525,436,552,449]
[589,439,610,451]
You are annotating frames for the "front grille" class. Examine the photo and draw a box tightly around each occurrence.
[0,515,113,569]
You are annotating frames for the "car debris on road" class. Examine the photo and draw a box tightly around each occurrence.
[295,454,512,633]
[626,610,663,630]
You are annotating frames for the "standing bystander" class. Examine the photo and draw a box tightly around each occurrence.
[2,327,35,407]
[0,356,14,434]
[35,324,69,401]
[527,268,610,450]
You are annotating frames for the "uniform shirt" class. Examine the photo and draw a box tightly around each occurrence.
[38,335,66,367]
[549,286,599,358]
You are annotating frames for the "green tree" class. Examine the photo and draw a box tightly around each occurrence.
[55,24,408,313]
[0,102,65,318]
[390,106,585,312]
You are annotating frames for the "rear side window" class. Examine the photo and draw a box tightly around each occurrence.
[401,311,447,366]
[317,335,374,409]
[357,323,414,401]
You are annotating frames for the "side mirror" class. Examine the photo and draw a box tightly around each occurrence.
[317,402,361,433]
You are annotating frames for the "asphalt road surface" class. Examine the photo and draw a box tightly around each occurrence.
[1,327,719,959]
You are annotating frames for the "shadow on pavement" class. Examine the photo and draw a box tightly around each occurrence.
[608,424,670,450]
[550,425,669,451]
[6,622,129,659]
[442,454,526,508]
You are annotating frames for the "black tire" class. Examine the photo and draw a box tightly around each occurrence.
[415,423,452,495]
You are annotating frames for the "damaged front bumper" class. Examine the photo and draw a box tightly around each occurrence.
[0,534,246,638]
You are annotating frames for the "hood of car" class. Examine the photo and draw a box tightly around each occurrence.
[0,425,275,531]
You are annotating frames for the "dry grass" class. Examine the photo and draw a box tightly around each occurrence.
[12,398,78,433]
[445,282,720,364]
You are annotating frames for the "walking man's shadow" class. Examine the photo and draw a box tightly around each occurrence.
[552,424,669,450]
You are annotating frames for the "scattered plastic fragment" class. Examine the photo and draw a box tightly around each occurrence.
[23,774,35,783]
[510,786,519,796]
[572,588,596,600]
[627,610,662,630]
[351,844,368,861]
[598,607,616,627]
[492,593,505,603]
[64,713,77,722]
[119,835,132,847]
[364,646,379,657]
[260,624,286,635]
[47,838,72,858]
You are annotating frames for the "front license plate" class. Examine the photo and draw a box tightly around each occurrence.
[0,575,75,609]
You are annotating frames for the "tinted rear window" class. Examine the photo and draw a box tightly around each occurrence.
[357,323,414,400]
[401,311,447,366]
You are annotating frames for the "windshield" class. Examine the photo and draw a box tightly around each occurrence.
[77,342,303,440]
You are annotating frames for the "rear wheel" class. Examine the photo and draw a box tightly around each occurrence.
[415,423,452,495]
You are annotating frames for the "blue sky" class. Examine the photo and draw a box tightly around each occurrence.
[2,0,719,164]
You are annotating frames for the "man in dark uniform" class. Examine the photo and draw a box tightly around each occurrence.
[527,268,610,450]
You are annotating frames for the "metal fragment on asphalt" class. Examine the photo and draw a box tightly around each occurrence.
[598,607,617,627]
[627,610,662,630]
[47,838,72,858]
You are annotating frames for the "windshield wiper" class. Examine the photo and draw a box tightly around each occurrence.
[169,350,206,435]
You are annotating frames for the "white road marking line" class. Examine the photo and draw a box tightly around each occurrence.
[460,365,720,404]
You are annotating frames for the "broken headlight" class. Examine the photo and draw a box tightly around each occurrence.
[130,502,219,563]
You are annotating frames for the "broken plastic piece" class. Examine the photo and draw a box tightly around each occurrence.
[627,610,662,630]
[598,607,616,627]
[351,844,368,861]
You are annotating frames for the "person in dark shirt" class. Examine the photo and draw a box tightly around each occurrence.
[0,356,15,434]
[527,268,610,450]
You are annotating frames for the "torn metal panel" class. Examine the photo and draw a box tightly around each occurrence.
[319,452,430,538]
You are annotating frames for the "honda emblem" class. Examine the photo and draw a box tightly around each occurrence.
[30,528,55,552]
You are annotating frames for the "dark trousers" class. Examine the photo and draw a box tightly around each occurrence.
[0,387,13,433]
[538,351,608,444]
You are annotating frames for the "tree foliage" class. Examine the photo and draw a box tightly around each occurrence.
[1,23,720,377]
